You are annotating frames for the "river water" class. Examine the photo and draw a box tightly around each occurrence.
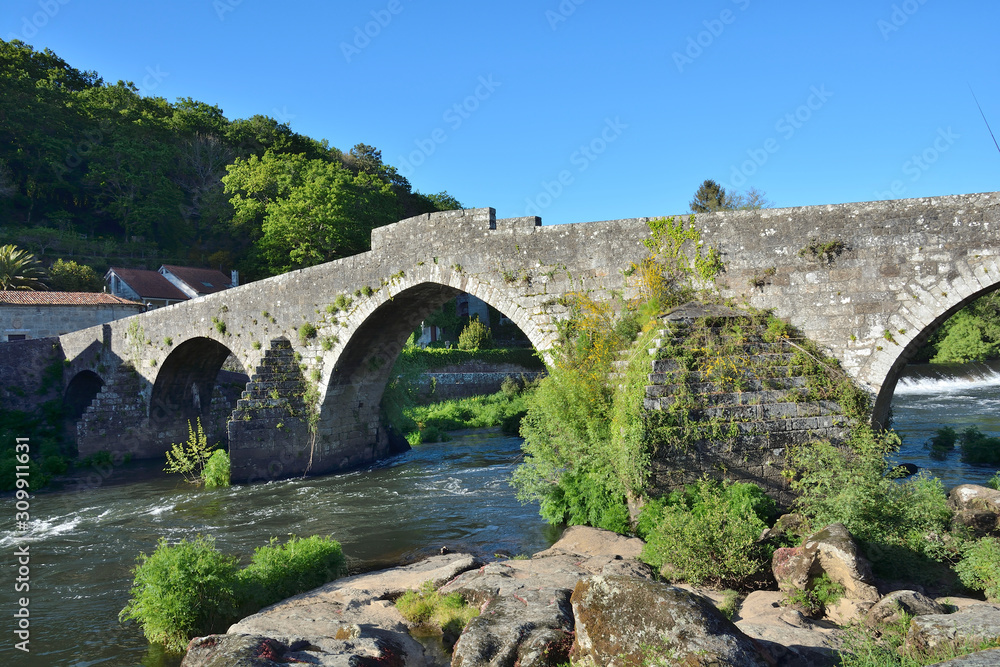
[1,430,556,667]
[891,360,1000,489]
[4,363,1000,666]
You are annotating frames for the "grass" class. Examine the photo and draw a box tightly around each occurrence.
[395,581,478,648]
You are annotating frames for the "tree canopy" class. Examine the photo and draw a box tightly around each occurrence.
[0,244,48,290]
[0,39,461,283]
[690,180,774,213]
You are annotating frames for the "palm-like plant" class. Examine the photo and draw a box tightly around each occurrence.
[0,244,49,290]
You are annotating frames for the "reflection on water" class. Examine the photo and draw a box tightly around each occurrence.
[0,430,553,667]
[890,359,1000,488]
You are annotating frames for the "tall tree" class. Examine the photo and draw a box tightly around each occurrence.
[0,244,48,290]
[690,179,728,212]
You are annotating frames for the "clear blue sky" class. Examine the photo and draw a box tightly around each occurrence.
[4,0,998,225]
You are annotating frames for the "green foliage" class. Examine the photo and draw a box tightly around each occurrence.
[788,425,956,578]
[119,536,240,652]
[988,471,1000,490]
[457,317,492,350]
[163,418,221,485]
[837,610,1000,666]
[955,537,1000,602]
[798,239,846,263]
[120,534,345,653]
[916,292,1000,363]
[395,581,479,639]
[202,450,230,488]
[211,317,226,334]
[689,179,727,212]
[784,572,845,617]
[298,322,318,345]
[958,426,1000,465]
[47,258,104,291]
[927,426,957,460]
[236,536,346,612]
[0,244,48,290]
[638,478,776,588]
[397,384,535,446]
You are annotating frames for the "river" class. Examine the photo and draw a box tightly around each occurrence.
[1,430,557,667]
[4,362,1000,666]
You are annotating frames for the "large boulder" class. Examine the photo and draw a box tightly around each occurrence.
[444,526,653,666]
[865,590,947,628]
[182,633,409,667]
[904,604,1000,656]
[773,523,879,623]
[570,575,774,667]
[926,648,1000,665]
[949,485,1000,537]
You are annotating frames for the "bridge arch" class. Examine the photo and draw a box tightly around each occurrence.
[865,256,1000,425]
[310,271,546,472]
[64,370,104,421]
[149,336,244,435]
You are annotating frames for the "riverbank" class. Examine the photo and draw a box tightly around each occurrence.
[182,519,1000,666]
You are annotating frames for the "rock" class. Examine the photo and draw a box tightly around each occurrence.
[181,633,409,666]
[189,553,481,666]
[444,527,654,666]
[451,593,574,667]
[760,513,807,543]
[948,485,1000,537]
[570,575,774,667]
[773,523,879,623]
[904,604,1000,656]
[927,647,1000,665]
[734,591,846,667]
[866,590,947,628]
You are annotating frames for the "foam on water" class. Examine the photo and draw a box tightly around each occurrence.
[894,366,1000,395]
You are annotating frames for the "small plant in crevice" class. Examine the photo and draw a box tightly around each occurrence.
[394,580,478,649]
[798,239,846,264]
[297,322,318,346]
[211,317,227,335]
[783,572,844,618]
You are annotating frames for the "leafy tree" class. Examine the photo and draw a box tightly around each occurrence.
[690,179,728,212]
[420,191,463,211]
[224,151,402,276]
[48,259,103,291]
[728,186,774,210]
[0,244,48,290]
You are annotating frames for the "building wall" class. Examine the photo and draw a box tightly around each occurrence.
[2,303,145,341]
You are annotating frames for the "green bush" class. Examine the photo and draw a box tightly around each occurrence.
[989,471,1000,490]
[638,478,776,588]
[237,536,346,612]
[298,322,318,345]
[121,535,345,653]
[927,426,957,460]
[119,536,240,652]
[539,470,632,533]
[788,426,955,579]
[203,450,230,488]
[395,581,479,643]
[457,317,492,350]
[784,572,845,617]
[164,418,220,485]
[955,537,1000,602]
[959,426,1000,465]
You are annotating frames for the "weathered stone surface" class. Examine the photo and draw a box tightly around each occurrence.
[866,590,947,628]
[181,632,410,667]
[734,591,845,667]
[186,553,480,666]
[444,527,653,665]
[570,575,774,667]
[760,513,807,543]
[905,604,1000,655]
[927,647,1000,665]
[948,485,1000,537]
[774,523,880,619]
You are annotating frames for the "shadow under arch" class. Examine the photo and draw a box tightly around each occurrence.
[64,370,104,421]
[150,337,241,433]
[315,281,542,471]
[872,284,1000,426]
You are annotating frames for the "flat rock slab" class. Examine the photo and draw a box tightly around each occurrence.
[735,590,845,667]
[927,647,1000,666]
[186,553,481,667]
[906,604,1000,656]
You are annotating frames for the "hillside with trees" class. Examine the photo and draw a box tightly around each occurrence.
[0,39,460,283]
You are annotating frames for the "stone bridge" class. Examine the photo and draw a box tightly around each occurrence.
[55,192,1000,482]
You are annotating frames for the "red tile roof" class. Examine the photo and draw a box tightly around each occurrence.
[109,267,189,301]
[160,265,233,295]
[0,291,143,306]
